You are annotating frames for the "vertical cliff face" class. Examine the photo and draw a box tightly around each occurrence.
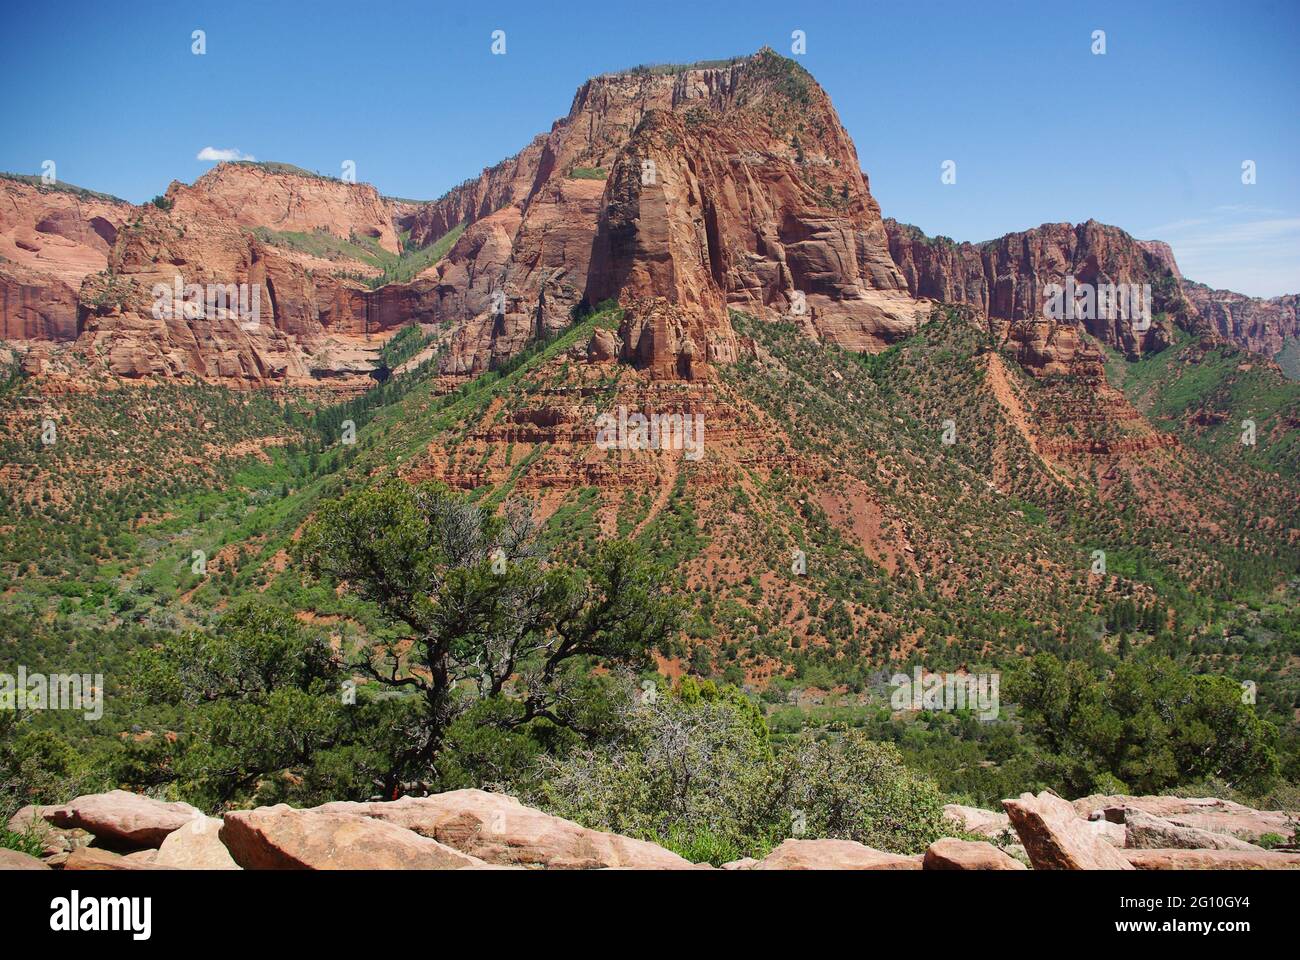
[1183,281,1300,359]
[0,177,132,342]
[437,49,923,379]
[884,218,1195,358]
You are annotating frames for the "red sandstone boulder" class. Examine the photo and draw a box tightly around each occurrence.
[219,805,488,870]
[1003,791,1134,870]
[64,846,168,870]
[0,849,51,870]
[44,790,203,848]
[313,789,692,869]
[753,839,922,870]
[923,838,1026,870]
[153,816,241,869]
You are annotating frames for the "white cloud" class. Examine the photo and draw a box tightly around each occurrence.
[1141,210,1300,298]
[196,146,255,162]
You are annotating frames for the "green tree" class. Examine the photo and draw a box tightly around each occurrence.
[295,480,680,796]
[130,599,353,809]
[1009,652,1279,796]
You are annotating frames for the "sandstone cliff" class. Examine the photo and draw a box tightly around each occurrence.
[433,49,923,379]
[884,218,1194,358]
[169,162,403,255]
[1183,280,1299,358]
[0,176,132,342]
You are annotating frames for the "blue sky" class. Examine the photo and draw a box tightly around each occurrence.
[4,0,1297,295]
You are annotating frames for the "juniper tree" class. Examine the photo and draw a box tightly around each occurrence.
[295,480,680,796]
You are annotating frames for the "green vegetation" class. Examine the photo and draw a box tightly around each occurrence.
[254,222,464,289]
[1,292,1294,847]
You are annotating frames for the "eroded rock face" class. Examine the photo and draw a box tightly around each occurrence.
[313,789,692,869]
[753,838,923,870]
[436,49,924,380]
[1121,809,1263,852]
[885,218,1191,358]
[170,162,403,255]
[1002,791,1134,870]
[1184,281,1299,358]
[1072,794,1298,843]
[219,805,488,870]
[0,178,130,342]
[923,838,1026,870]
[44,790,203,849]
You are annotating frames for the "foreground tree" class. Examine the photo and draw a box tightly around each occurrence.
[295,480,680,796]
[129,599,357,808]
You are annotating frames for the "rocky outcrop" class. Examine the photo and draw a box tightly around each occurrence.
[1184,280,1299,358]
[313,789,692,869]
[884,218,1193,357]
[219,805,489,870]
[1002,791,1135,870]
[923,838,1026,870]
[170,162,402,255]
[7,788,1295,870]
[44,790,203,848]
[1072,794,1298,843]
[436,49,924,379]
[1121,809,1265,851]
[943,803,1012,839]
[0,177,130,342]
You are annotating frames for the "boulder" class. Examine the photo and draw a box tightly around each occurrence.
[0,848,51,870]
[586,327,621,363]
[943,803,1013,840]
[313,790,692,869]
[753,839,923,870]
[1123,848,1300,870]
[721,858,759,870]
[219,805,488,870]
[1002,791,1134,870]
[923,838,1027,870]
[1072,794,1296,843]
[7,804,93,857]
[154,817,241,869]
[43,790,203,848]
[1122,809,1263,851]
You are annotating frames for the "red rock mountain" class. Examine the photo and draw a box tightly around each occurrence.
[409,50,924,378]
[0,176,132,342]
[1,50,1296,389]
[1183,282,1299,359]
[884,218,1298,362]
